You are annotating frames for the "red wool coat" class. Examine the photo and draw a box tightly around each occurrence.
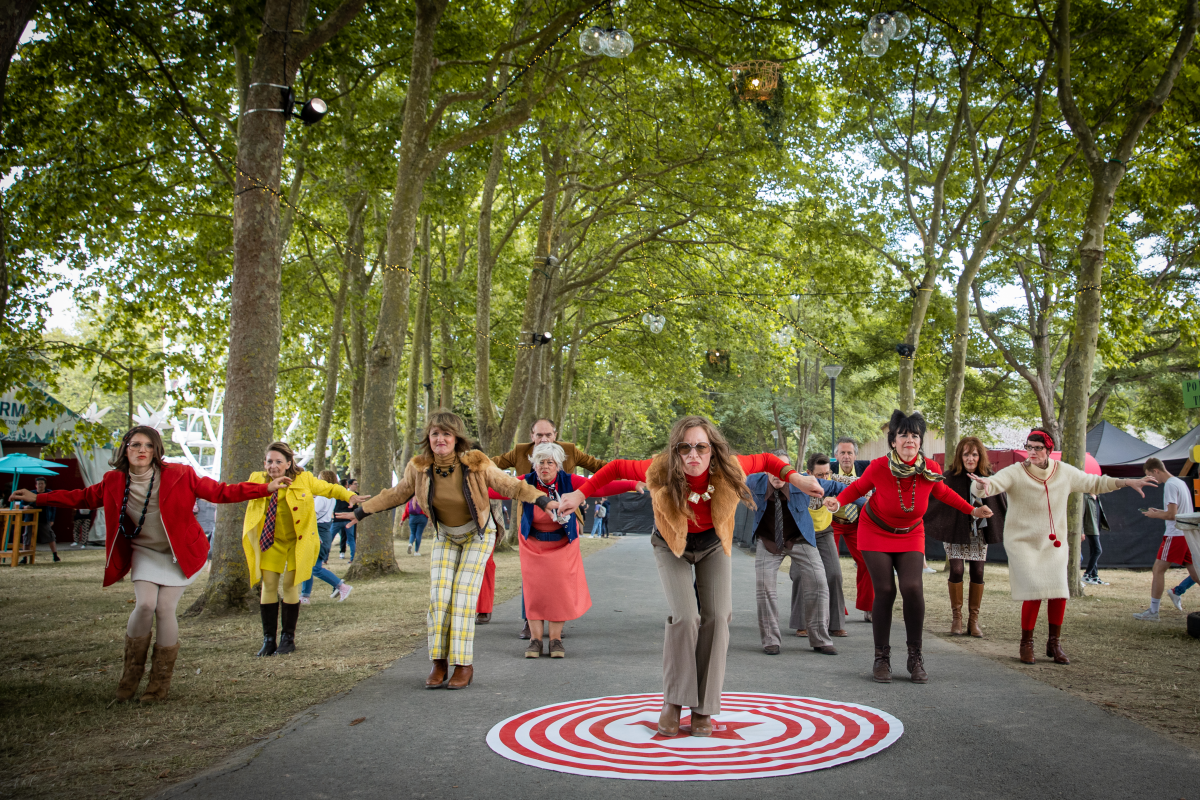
[35,462,272,587]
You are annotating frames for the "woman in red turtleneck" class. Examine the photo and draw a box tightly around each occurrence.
[830,410,991,685]
[555,415,825,739]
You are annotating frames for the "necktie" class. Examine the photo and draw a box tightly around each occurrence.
[773,488,786,553]
[260,493,278,552]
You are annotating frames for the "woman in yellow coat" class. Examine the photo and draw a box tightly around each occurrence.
[242,441,368,656]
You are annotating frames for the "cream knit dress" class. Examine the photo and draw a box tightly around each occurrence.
[981,460,1121,601]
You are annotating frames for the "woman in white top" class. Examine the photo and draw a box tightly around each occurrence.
[300,469,353,603]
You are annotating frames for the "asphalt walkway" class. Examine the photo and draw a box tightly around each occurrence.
[159,536,1198,799]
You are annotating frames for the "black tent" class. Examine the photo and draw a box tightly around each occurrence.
[1086,421,1158,466]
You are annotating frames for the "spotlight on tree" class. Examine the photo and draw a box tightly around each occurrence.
[297,98,327,125]
[532,332,553,346]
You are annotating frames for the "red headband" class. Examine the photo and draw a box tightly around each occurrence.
[1027,430,1054,451]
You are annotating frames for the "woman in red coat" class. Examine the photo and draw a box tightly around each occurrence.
[831,411,991,684]
[10,426,289,703]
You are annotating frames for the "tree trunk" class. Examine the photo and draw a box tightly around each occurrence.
[495,143,566,451]
[1053,0,1197,598]
[401,214,432,464]
[1060,177,1119,599]
[899,269,937,413]
[195,0,310,616]
[346,0,448,581]
[473,132,506,449]
[0,0,38,326]
[346,232,377,480]
[313,192,365,473]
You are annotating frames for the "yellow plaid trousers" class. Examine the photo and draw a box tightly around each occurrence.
[428,522,496,665]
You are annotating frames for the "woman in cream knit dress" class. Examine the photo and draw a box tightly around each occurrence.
[972,428,1155,665]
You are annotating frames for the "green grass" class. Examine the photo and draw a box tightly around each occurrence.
[0,537,614,800]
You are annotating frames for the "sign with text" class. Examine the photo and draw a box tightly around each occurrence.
[1184,379,1200,410]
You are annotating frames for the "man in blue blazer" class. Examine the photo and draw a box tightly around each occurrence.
[747,454,845,655]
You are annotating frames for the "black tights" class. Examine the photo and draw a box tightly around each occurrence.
[947,558,985,585]
[863,550,926,649]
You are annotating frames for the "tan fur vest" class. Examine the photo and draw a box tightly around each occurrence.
[361,449,542,529]
[645,452,748,557]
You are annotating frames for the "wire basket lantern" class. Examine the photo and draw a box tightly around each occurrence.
[728,60,781,101]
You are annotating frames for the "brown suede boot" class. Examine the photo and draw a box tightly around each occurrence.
[967,583,984,637]
[872,646,891,683]
[426,659,449,689]
[1019,629,1036,664]
[658,703,681,736]
[139,642,180,704]
[906,643,928,683]
[948,582,964,635]
[115,633,153,702]
[1046,624,1070,664]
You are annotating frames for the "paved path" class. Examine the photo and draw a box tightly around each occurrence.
[160,537,1198,799]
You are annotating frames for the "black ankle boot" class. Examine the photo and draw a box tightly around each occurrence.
[257,601,279,657]
[277,602,299,654]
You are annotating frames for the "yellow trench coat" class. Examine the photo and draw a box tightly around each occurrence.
[241,471,355,587]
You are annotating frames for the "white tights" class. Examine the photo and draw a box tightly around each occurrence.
[127,581,187,646]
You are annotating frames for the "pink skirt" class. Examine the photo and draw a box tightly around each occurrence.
[519,534,592,622]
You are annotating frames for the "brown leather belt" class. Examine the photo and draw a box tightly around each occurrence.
[864,500,919,535]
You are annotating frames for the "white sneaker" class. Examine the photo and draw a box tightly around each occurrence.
[337,583,353,602]
[299,596,311,605]
[922,567,937,574]
[339,552,346,559]
[1132,608,1159,621]
[330,586,340,599]
[1166,588,1184,611]
[407,543,413,555]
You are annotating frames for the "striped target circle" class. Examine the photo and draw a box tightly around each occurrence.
[486,692,903,781]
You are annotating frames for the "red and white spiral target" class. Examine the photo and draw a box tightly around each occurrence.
[486,692,903,781]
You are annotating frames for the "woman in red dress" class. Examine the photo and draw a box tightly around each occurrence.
[556,416,825,737]
[518,442,637,659]
[831,411,992,684]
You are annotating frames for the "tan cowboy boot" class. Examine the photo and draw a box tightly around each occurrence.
[115,633,152,702]
[967,582,985,637]
[948,581,964,635]
[139,642,180,704]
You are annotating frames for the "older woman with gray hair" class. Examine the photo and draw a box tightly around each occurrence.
[518,441,638,659]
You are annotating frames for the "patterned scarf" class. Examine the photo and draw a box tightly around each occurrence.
[887,449,944,483]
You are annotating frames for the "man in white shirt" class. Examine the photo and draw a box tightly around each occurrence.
[1133,458,1198,620]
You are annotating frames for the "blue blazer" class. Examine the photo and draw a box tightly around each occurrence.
[745,474,845,547]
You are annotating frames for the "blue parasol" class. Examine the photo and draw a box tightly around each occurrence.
[0,453,67,500]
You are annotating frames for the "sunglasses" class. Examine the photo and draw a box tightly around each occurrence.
[675,442,711,455]
[1025,444,1048,453]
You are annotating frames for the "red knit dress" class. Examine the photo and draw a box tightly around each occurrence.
[836,456,975,553]
[578,454,795,533]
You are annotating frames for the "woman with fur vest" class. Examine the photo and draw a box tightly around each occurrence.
[554,416,825,738]
[11,426,290,704]
[347,410,558,690]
